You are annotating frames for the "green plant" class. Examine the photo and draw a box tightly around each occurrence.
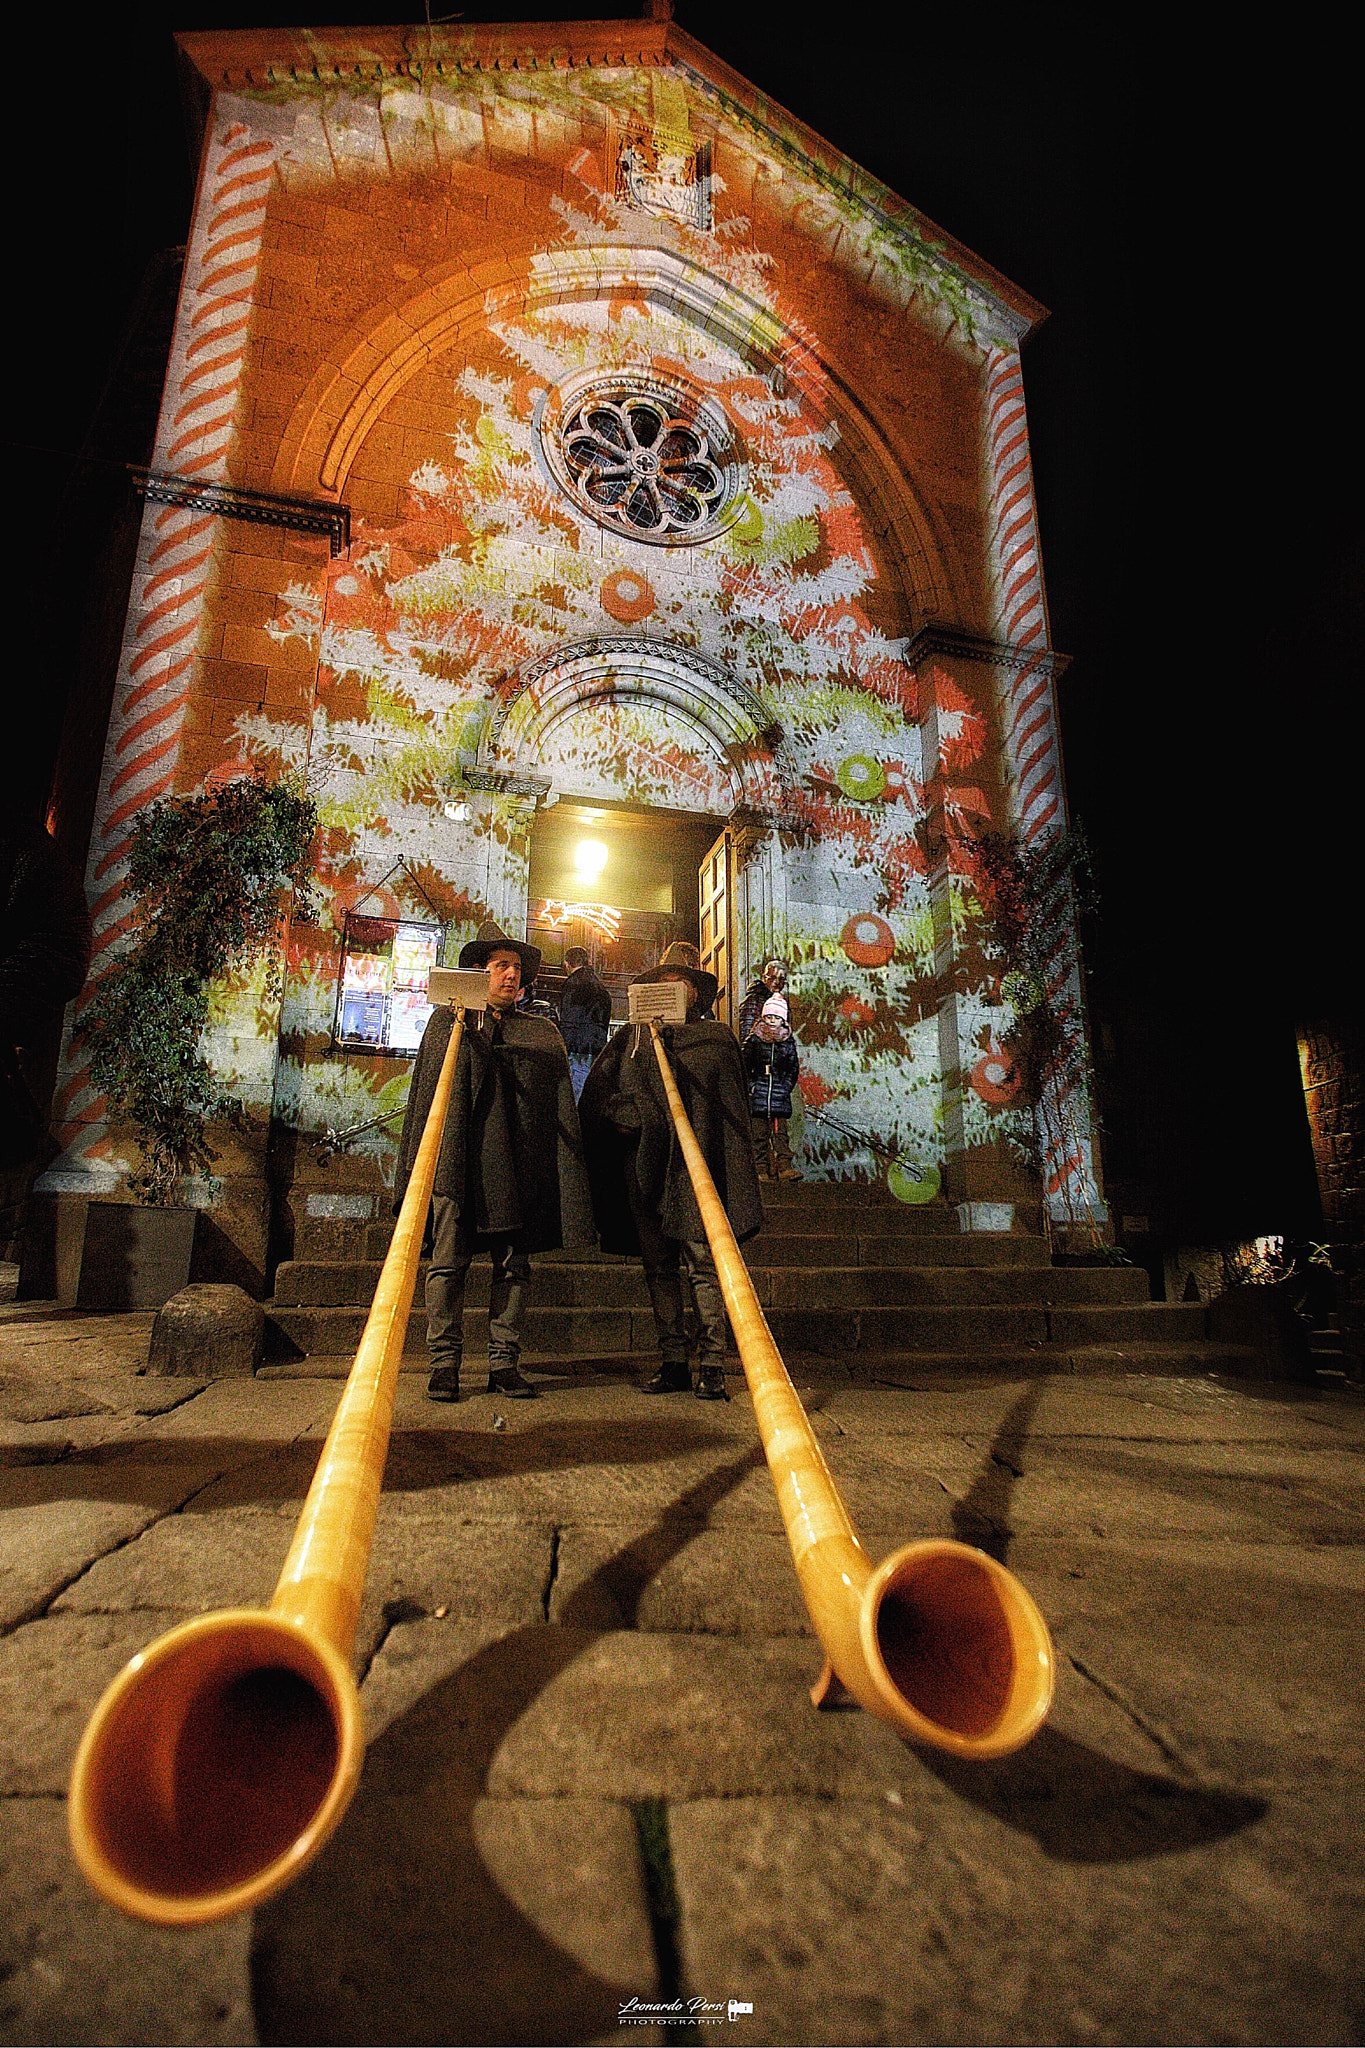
[82,779,319,1204]
[965,826,1104,1243]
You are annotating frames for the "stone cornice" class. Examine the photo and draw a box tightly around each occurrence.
[129,468,351,556]
[175,19,1046,345]
[906,625,1071,679]
[175,20,672,90]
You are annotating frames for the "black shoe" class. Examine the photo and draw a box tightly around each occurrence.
[640,1362,691,1394]
[487,1362,536,1398]
[427,1362,462,1402]
[695,1362,729,1400]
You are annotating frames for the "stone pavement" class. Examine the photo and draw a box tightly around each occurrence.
[2,1297,1363,2046]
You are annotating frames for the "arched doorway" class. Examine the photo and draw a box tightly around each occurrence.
[483,635,784,1025]
[526,797,726,1018]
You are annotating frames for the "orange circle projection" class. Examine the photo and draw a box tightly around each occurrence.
[841,913,895,968]
[971,1051,1020,1104]
[600,570,656,623]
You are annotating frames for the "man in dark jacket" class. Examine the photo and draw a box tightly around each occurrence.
[557,946,612,1101]
[578,944,763,1399]
[396,922,593,1402]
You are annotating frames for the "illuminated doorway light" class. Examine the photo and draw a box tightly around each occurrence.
[574,838,609,880]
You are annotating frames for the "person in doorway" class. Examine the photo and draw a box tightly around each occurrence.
[396,921,594,1402]
[578,943,762,1399]
[738,959,791,1041]
[744,992,802,1180]
[557,945,612,1101]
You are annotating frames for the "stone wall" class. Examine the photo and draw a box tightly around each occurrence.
[36,20,1100,1279]
[1298,1021,1364,1366]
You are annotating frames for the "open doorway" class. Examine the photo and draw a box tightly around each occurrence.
[527,799,725,1021]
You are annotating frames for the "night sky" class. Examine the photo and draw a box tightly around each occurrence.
[11,5,1357,1245]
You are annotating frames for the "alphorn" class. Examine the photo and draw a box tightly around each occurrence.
[68,991,479,1926]
[646,1016,1054,1758]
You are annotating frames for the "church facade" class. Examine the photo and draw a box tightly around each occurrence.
[41,17,1100,1287]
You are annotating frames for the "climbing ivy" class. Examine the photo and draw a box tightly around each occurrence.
[83,779,319,1204]
[966,825,1105,1239]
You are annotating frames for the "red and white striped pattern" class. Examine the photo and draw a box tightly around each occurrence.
[44,121,276,1182]
[985,347,1061,847]
[983,350,1104,1225]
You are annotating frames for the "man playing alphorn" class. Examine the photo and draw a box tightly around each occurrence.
[578,943,763,1400]
[396,922,594,1402]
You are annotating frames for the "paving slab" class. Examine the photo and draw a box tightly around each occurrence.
[0,1373,199,1427]
[668,1785,1361,2048]
[0,1611,200,1795]
[1,1499,184,1635]
[359,1617,934,1801]
[0,1798,254,2048]
[1056,1612,1365,1789]
[1,1433,234,1635]
[251,1796,658,2047]
[0,1333,1359,2047]
[0,1309,157,1380]
[550,1522,933,1637]
[551,1523,816,1635]
[49,1511,297,1618]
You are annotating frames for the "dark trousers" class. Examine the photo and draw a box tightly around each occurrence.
[625,1170,728,1365]
[426,1195,530,1367]
[752,1112,793,1178]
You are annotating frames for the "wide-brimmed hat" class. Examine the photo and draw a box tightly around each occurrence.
[632,941,718,1015]
[458,921,542,981]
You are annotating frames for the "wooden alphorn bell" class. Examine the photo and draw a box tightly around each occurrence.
[642,1003,1054,1757]
[68,971,489,1925]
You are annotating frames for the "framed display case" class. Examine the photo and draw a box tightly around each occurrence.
[332,913,444,1055]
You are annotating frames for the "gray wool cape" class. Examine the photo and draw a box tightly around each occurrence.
[394,1007,595,1251]
[577,1020,764,1253]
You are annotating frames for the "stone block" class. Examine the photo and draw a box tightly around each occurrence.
[74,1204,196,1312]
[550,1523,816,1637]
[251,1791,656,2048]
[1206,1287,1312,1379]
[201,655,268,701]
[147,1284,264,1378]
[0,1611,189,1795]
[0,1500,169,1635]
[0,1799,254,2047]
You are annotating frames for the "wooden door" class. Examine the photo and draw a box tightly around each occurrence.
[698,828,731,1027]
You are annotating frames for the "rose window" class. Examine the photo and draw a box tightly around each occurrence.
[539,376,742,546]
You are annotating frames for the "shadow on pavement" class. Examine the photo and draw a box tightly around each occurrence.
[938,1382,1268,1860]
[251,1620,630,2046]
[251,1440,764,2045]
[923,1724,1267,1862]
[5,1415,735,1511]
[950,1380,1045,1562]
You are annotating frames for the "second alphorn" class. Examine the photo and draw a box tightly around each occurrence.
[646,1013,1054,1759]
[67,981,484,1926]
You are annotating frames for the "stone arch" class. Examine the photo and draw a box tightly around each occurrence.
[269,244,965,620]
[490,635,781,811]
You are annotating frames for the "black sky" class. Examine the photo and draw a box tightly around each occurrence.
[12,5,1357,1240]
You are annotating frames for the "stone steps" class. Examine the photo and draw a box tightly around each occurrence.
[290,1191,1037,1263]
[265,1295,1208,1363]
[273,1256,1149,1309]
[758,1233,1050,1267]
[269,1179,1225,1377]
[258,1339,1266,1382]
